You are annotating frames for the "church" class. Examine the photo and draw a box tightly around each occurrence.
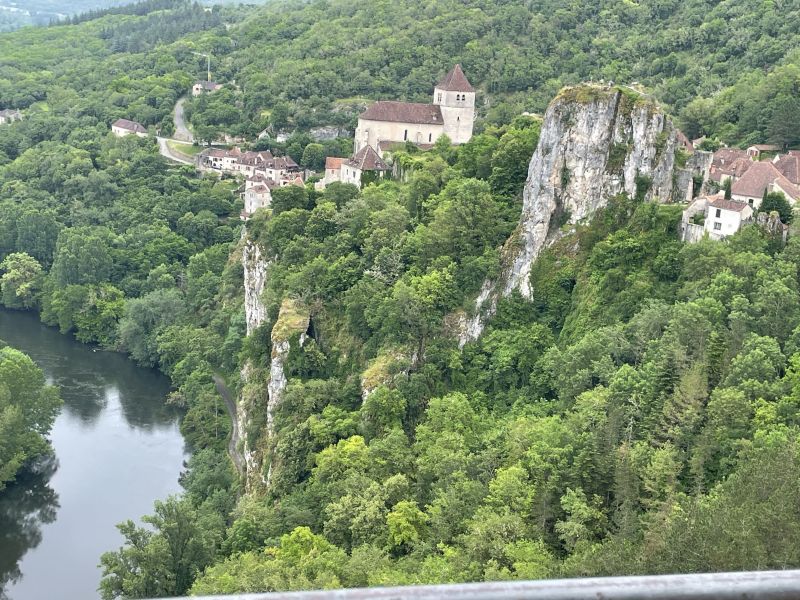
[354,64,475,155]
[317,65,475,191]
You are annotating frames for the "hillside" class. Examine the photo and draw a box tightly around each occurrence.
[0,0,798,598]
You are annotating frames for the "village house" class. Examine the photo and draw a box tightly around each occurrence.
[199,147,242,171]
[0,109,22,125]
[747,144,780,159]
[242,182,272,220]
[730,161,800,207]
[704,197,754,240]
[709,148,752,185]
[111,118,148,138]
[192,80,223,96]
[354,64,475,156]
[339,146,391,188]
[681,193,754,242]
[197,147,303,187]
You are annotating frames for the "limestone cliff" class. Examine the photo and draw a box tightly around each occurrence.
[461,84,692,344]
[239,245,310,490]
[238,234,270,487]
[242,237,268,336]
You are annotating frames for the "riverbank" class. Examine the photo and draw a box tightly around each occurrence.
[0,308,187,600]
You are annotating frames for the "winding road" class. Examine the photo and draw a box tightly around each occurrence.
[154,96,198,165]
[156,136,196,165]
[213,373,245,476]
[172,96,194,143]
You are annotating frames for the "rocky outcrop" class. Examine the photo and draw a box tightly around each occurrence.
[242,237,268,335]
[460,84,691,344]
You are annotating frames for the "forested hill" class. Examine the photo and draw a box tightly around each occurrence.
[0,0,800,598]
[198,0,800,147]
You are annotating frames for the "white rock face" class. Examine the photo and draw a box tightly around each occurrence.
[461,86,681,345]
[242,237,268,335]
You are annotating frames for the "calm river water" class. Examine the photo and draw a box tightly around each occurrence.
[0,309,187,600]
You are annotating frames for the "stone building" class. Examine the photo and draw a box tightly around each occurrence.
[354,64,475,155]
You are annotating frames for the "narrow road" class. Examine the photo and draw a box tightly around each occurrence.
[213,373,245,477]
[173,96,193,143]
[156,136,196,165]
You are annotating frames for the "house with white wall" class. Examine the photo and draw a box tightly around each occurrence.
[340,146,390,188]
[192,81,223,96]
[704,198,753,240]
[111,118,148,138]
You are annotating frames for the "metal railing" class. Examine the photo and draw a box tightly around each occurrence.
[164,569,800,600]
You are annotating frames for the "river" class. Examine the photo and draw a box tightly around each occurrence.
[0,309,187,600]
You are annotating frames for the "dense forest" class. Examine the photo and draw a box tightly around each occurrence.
[0,0,799,598]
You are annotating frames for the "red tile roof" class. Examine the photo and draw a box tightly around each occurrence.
[347,145,390,171]
[775,153,800,185]
[436,64,474,93]
[113,118,147,133]
[360,101,443,125]
[732,161,800,201]
[712,147,749,169]
[325,157,346,170]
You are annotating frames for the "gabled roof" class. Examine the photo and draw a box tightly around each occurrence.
[325,157,346,170]
[347,145,390,172]
[435,64,474,93]
[360,101,443,125]
[712,147,749,169]
[748,144,779,152]
[0,109,21,118]
[709,198,750,212]
[112,118,146,133]
[775,153,800,185]
[732,161,800,201]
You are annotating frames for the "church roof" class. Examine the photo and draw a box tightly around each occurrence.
[347,145,390,171]
[360,101,443,125]
[436,64,474,93]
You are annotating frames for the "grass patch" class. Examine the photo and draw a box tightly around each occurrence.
[167,140,203,156]
[272,298,310,344]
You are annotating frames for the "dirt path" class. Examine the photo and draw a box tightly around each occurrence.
[213,373,245,477]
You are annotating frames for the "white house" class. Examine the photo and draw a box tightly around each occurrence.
[111,118,148,138]
[192,81,223,96]
[242,184,272,219]
[354,64,475,155]
[704,198,753,240]
[0,109,22,125]
[315,157,347,190]
[340,146,390,188]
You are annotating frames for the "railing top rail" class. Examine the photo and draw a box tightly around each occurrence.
[161,569,800,600]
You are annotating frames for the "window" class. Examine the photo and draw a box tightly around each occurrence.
[713,222,722,230]
[429,133,432,142]
[404,129,408,141]
[748,199,754,206]
[437,93,442,102]
[715,209,721,217]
